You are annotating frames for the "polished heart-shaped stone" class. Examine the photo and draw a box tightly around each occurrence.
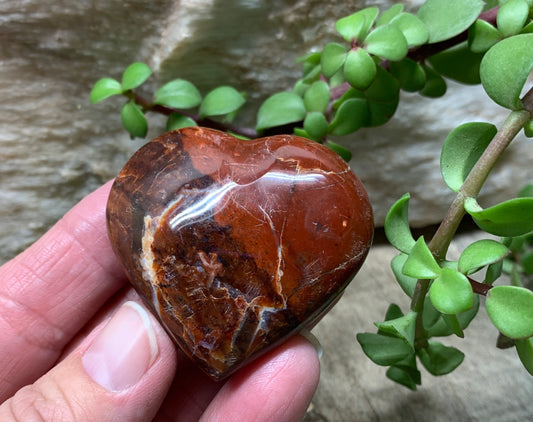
[106,127,373,380]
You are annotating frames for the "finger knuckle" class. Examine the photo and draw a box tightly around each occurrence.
[4,379,83,422]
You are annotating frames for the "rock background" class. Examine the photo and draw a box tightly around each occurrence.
[1,0,532,263]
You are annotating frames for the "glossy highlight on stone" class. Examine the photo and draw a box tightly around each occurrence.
[106,127,373,380]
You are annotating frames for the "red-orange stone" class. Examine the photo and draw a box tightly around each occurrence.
[106,127,373,380]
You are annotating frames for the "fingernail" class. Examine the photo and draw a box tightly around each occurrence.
[299,328,323,360]
[82,301,158,391]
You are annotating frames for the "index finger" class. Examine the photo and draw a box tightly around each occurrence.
[0,181,127,401]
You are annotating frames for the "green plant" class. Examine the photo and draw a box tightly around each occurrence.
[90,0,533,389]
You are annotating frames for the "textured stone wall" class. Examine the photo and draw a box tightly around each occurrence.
[1,0,531,263]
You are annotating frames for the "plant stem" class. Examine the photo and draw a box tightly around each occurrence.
[468,276,492,296]
[126,91,259,139]
[410,100,532,347]
[430,109,531,259]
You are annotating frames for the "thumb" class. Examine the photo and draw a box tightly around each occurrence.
[0,301,177,422]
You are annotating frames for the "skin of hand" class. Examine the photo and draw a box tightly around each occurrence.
[0,181,320,421]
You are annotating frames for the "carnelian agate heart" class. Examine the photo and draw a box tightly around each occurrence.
[106,127,373,380]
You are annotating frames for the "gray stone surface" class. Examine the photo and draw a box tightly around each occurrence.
[1,1,532,261]
[0,0,172,262]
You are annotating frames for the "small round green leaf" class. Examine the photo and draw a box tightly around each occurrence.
[335,7,378,42]
[302,64,321,83]
[366,100,398,127]
[440,122,497,192]
[298,52,322,77]
[332,87,365,107]
[384,303,404,322]
[321,43,348,78]
[335,12,365,42]
[442,314,465,338]
[429,268,474,314]
[256,92,306,131]
[427,295,480,336]
[515,337,533,375]
[365,65,400,103]
[356,332,413,366]
[417,0,484,43]
[485,260,504,285]
[519,184,533,198]
[386,366,418,390]
[303,111,328,139]
[420,64,447,98]
[121,62,152,91]
[524,119,533,137]
[293,127,311,138]
[510,263,525,287]
[364,66,400,126]
[374,311,417,348]
[429,42,483,85]
[121,101,147,138]
[166,113,197,131]
[326,141,352,162]
[389,59,426,92]
[402,236,442,279]
[480,34,533,110]
[421,296,441,332]
[456,294,481,331]
[486,285,533,339]
[328,98,368,135]
[367,101,397,127]
[376,4,404,26]
[391,253,418,298]
[497,0,529,37]
[389,13,429,47]
[303,80,330,112]
[329,68,346,88]
[199,86,245,118]
[293,79,310,97]
[521,252,533,275]
[508,236,526,252]
[521,20,533,34]
[365,25,408,61]
[90,78,122,104]
[458,239,510,275]
[343,48,377,90]
[418,341,465,375]
[385,193,416,254]
[465,196,533,237]
[387,365,419,391]
[154,79,202,109]
[391,354,421,388]
[297,51,321,64]
[468,19,503,53]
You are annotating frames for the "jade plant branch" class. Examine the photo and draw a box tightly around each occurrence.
[410,85,533,345]
[126,91,260,139]
[126,7,500,140]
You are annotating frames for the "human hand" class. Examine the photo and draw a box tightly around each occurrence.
[0,181,320,421]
